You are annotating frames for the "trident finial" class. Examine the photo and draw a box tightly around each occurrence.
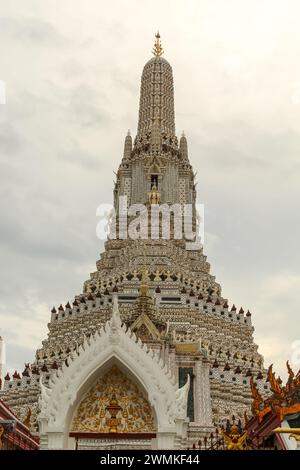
[152,31,164,57]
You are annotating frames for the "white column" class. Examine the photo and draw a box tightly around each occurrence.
[194,359,202,424]
[194,358,213,426]
[156,432,176,450]
[47,432,64,449]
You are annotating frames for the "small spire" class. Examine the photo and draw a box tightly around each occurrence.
[123,131,132,160]
[22,366,30,377]
[32,366,39,375]
[152,31,164,57]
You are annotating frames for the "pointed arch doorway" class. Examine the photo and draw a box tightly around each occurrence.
[38,303,190,450]
[69,363,157,450]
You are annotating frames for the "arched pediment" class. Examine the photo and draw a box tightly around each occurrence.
[131,313,161,341]
[38,298,190,447]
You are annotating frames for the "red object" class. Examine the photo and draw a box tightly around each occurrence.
[246,411,286,450]
[0,399,39,450]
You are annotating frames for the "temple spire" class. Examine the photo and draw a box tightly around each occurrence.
[180,131,189,160]
[136,34,175,143]
[123,130,132,160]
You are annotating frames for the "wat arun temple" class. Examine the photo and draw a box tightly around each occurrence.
[0,34,299,451]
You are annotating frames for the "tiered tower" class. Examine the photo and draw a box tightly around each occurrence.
[0,34,266,448]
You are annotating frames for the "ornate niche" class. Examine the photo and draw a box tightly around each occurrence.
[71,366,155,434]
[144,155,166,194]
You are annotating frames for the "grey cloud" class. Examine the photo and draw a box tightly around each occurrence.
[112,75,138,96]
[68,84,110,128]
[4,343,35,374]
[189,122,300,191]
[0,192,95,264]
[0,16,65,45]
[61,148,102,170]
[60,59,86,79]
[0,122,24,155]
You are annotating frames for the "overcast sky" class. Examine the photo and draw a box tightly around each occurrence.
[0,0,299,380]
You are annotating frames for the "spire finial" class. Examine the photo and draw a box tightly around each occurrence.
[152,31,164,57]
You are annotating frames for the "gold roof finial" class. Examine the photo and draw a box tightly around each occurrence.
[152,31,164,57]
